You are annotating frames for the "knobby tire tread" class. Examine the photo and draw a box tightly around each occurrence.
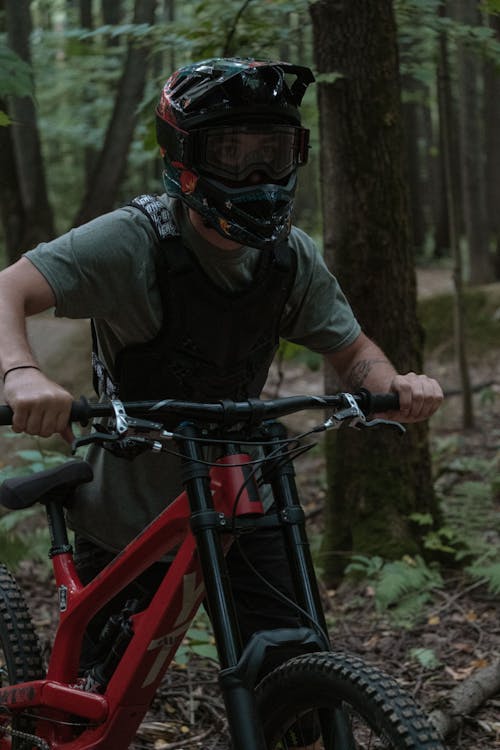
[255,650,446,749]
[0,563,44,750]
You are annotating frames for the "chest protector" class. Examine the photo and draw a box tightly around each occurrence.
[93,195,297,403]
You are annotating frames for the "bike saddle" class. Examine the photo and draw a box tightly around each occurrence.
[0,460,93,510]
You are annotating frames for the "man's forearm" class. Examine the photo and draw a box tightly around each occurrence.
[0,293,39,377]
[0,258,55,377]
[327,333,398,392]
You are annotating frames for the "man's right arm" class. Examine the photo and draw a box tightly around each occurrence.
[0,258,74,439]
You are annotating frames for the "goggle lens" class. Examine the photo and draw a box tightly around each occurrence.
[196,125,309,182]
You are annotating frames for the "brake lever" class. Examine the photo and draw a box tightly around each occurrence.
[323,393,405,434]
[111,399,164,433]
[359,418,406,434]
[71,431,120,452]
[323,393,367,430]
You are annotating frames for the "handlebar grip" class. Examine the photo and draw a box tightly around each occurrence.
[366,392,400,414]
[0,405,13,425]
[357,389,400,414]
[0,399,91,427]
[70,396,92,426]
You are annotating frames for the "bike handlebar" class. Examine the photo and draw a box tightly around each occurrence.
[0,390,400,429]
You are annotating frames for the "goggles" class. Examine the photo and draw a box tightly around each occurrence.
[192,124,310,182]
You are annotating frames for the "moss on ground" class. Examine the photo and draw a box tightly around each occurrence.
[418,284,500,361]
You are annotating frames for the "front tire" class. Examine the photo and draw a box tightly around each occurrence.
[256,651,445,749]
[0,564,44,749]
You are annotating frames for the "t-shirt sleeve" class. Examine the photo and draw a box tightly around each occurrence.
[280,227,361,353]
[24,207,162,344]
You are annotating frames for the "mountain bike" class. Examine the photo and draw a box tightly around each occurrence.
[0,390,445,749]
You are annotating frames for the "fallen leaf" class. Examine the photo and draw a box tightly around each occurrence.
[444,665,475,681]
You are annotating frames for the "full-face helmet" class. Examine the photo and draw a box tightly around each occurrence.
[156,58,314,249]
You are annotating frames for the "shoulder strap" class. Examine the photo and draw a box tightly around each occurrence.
[91,195,180,398]
[128,194,179,242]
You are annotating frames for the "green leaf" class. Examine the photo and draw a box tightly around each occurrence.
[467,562,500,594]
[410,647,441,670]
[17,450,45,462]
[190,643,218,661]
[0,110,12,126]
[314,72,345,85]
[0,46,33,99]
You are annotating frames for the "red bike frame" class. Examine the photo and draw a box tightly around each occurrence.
[0,454,259,749]
[1,392,389,750]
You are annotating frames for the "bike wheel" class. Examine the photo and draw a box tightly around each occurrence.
[0,564,44,750]
[255,651,445,749]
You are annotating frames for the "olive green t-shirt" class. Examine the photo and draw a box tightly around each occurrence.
[25,196,360,552]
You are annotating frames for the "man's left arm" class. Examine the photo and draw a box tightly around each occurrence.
[325,332,443,423]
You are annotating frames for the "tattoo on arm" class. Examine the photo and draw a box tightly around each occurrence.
[346,359,391,391]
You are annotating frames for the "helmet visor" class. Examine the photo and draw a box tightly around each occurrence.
[195,124,309,182]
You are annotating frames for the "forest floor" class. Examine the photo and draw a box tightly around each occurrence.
[2,265,500,749]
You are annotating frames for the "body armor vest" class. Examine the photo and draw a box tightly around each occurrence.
[92,196,297,403]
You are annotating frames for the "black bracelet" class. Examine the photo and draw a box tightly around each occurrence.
[3,365,41,383]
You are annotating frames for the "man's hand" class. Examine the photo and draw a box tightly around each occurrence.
[385,372,443,423]
[3,368,74,442]
[326,333,444,424]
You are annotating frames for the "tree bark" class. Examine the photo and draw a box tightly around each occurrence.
[452,0,492,284]
[401,80,427,254]
[484,12,500,277]
[310,0,439,581]
[437,8,474,429]
[4,0,55,253]
[0,97,25,264]
[73,0,157,226]
[430,657,500,738]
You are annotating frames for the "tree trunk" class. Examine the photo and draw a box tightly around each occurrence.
[433,114,451,258]
[0,97,25,265]
[101,0,125,50]
[74,0,157,226]
[79,0,93,29]
[437,6,474,429]
[484,12,500,277]
[401,80,427,254]
[4,0,55,252]
[452,0,492,284]
[310,0,439,581]
[79,0,98,194]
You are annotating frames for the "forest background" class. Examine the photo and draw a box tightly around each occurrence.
[3,0,500,747]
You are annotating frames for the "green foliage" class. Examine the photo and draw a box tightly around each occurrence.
[430,430,500,598]
[0,44,33,100]
[418,288,500,362]
[346,554,443,628]
[174,611,218,666]
[0,439,68,569]
[277,340,322,372]
[409,512,471,561]
[0,43,34,125]
[467,560,500,594]
[410,646,441,670]
[0,508,50,569]
[483,0,500,13]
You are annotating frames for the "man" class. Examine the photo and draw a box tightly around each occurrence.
[0,57,442,742]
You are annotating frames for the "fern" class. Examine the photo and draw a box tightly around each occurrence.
[347,553,443,628]
[467,561,500,595]
[375,555,443,612]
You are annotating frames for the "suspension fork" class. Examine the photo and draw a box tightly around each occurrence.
[175,423,267,750]
[263,421,330,646]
